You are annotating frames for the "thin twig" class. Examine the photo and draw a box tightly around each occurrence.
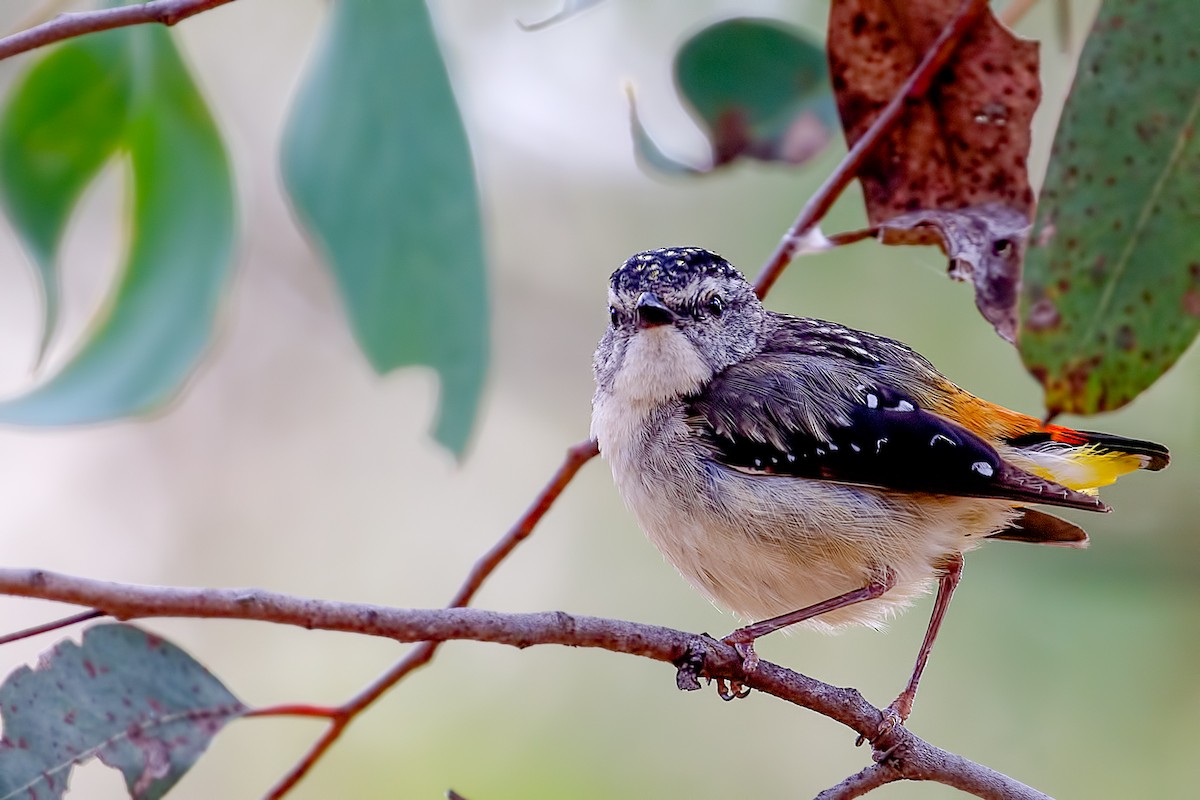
[262,438,600,798]
[0,0,238,62]
[0,608,104,645]
[0,567,1051,800]
[816,763,902,800]
[752,0,989,298]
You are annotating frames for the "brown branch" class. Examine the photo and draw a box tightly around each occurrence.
[0,0,238,62]
[262,438,600,798]
[752,0,989,298]
[0,566,1050,800]
[816,763,902,800]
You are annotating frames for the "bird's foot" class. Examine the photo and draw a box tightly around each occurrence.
[855,697,910,758]
[712,676,752,701]
[708,634,759,700]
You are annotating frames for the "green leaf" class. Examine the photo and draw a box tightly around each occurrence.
[283,0,487,457]
[0,33,130,357]
[0,624,246,800]
[1019,0,1200,415]
[637,17,835,170]
[0,25,235,425]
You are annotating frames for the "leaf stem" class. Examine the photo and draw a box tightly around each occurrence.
[0,608,104,645]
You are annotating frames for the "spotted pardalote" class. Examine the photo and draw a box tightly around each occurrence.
[591,246,1167,724]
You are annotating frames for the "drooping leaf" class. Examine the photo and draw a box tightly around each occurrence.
[826,0,1040,340]
[632,18,835,173]
[0,624,246,800]
[283,0,487,457]
[1019,0,1200,415]
[0,24,235,425]
[0,34,130,357]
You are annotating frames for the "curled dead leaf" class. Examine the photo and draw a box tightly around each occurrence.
[879,204,1029,341]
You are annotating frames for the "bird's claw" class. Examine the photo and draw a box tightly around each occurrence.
[854,704,906,759]
[709,676,752,701]
[704,636,758,700]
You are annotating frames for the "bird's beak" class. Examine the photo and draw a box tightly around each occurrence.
[635,292,676,329]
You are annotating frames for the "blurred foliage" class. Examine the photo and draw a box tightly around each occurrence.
[632,17,835,172]
[282,0,486,455]
[0,0,484,456]
[0,22,234,425]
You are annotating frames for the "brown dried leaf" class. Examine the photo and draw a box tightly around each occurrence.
[827,0,1040,337]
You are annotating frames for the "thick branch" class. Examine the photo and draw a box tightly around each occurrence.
[0,0,237,62]
[0,567,1048,800]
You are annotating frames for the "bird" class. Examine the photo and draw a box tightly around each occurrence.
[590,246,1168,726]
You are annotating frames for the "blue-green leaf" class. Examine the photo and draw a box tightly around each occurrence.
[283,0,488,457]
[1019,0,1200,415]
[0,624,246,800]
[0,33,130,357]
[633,18,835,173]
[0,24,235,425]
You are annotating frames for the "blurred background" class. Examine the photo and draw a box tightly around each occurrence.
[0,1,1196,797]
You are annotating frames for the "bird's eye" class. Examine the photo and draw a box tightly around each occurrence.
[609,306,620,327]
[703,295,725,317]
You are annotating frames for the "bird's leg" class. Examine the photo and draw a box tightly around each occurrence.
[882,552,964,731]
[718,568,897,697]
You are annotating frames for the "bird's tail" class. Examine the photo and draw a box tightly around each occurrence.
[1004,425,1169,492]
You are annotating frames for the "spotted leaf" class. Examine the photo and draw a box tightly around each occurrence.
[1019,0,1200,415]
[0,624,246,800]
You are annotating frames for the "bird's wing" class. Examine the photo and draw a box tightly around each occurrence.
[686,346,1108,513]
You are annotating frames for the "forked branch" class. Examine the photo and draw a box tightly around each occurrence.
[0,566,1048,800]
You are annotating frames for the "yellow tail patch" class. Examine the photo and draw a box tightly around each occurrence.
[1025,446,1145,491]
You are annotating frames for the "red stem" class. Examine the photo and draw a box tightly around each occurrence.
[244,704,341,720]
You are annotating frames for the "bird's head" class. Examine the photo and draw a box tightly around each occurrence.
[593,247,768,406]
